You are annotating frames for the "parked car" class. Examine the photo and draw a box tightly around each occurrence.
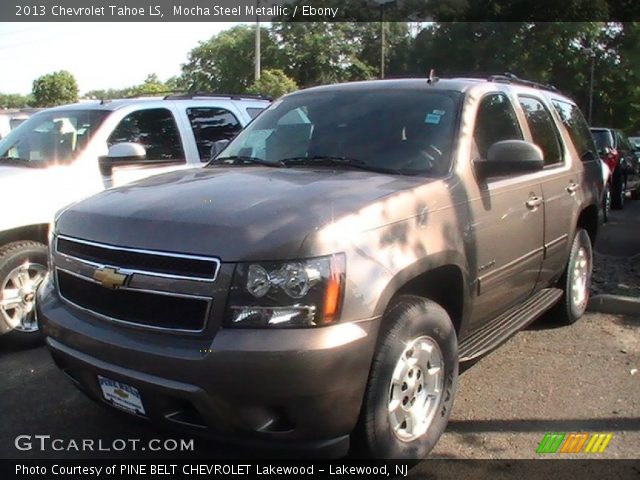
[0,110,33,139]
[38,77,602,459]
[0,94,269,342]
[590,127,640,209]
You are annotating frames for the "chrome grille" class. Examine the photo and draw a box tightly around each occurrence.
[53,235,219,332]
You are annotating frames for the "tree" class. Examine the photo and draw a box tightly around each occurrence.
[32,70,79,107]
[125,73,169,96]
[247,69,298,98]
[181,25,282,93]
[0,93,32,109]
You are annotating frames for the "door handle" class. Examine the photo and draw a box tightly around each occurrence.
[526,195,543,209]
[567,182,579,195]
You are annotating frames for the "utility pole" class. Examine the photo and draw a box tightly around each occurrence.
[380,13,385,79]
[588,51,595,125]
[254,0,261,81]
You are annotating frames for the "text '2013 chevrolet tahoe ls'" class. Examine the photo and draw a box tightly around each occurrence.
[38,77,603,459]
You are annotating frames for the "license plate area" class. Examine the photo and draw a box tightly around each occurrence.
[98,375,146,416]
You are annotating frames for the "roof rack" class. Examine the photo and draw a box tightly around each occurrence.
[163,91,272,101]
[487,73,558,92]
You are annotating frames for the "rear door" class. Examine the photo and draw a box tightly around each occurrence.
[517,95,575,284]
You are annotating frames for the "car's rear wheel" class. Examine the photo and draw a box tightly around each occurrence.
[611,172,626,210]
[357,296,458,459]
[551,229,592,325]
[0,241,48,345]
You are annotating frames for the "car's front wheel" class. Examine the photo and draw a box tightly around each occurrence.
[357,296,458,459]
[0,241,48,345]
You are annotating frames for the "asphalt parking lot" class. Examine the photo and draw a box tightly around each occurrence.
[1,204,638,462]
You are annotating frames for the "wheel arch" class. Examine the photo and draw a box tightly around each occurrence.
[373,252,470,336]
[0,224,49,249]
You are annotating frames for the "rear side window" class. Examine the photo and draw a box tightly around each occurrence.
[518,96,563,166]
[474,93,523,159]
[551,100,597,162]
[246,107,265,119]
[186,107,242,162]
[108,108,184,162]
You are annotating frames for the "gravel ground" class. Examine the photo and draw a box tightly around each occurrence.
[431,310,640,460]
[592,252,640,297]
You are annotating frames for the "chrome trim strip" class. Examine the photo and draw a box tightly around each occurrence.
[55,269,210,334]
[56,267,211,301]
[55,234,220,282]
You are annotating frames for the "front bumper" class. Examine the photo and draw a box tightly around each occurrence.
[37,278,380,455]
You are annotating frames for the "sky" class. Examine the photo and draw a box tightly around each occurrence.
[0,22,248,95]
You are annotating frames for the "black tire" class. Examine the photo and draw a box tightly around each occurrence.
[356,296,458,459]
[611,172,626,210]
[602,183,611,223]
[0,241,48,346]
[550,229,593,325]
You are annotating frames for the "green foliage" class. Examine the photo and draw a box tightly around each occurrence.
[0,93,33,109]
[31,70,79,107]
[181,25,282,93]
[247,69,298,98]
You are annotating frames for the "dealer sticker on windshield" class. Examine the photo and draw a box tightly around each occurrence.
[98,375,146,416]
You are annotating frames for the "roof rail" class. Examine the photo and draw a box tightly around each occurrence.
[487,73,558,92]
[163,91,272,101]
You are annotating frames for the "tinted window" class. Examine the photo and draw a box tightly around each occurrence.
[219,89,461,176]
[474,94,523,159]
[186,107,241,162]
[552,100,598,162]
[518,96,563,166]
[108,108,184,162]
[0,109,109,167]
[246,107,265,119]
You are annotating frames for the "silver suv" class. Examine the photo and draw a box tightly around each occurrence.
[0,94,268,342]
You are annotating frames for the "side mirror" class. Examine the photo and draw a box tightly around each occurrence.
[475,140,544,178]
[209,139,230,161]
[99,142,146,175]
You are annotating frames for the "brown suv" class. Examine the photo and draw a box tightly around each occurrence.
[37,76,603,459]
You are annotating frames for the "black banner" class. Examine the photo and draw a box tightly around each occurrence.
[3,459,640,480]
[2,0,640,22]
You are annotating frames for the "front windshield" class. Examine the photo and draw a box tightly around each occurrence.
[0,109,109,167]
[215,88,460,176]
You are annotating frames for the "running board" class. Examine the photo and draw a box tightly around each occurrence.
[458,288,563,362]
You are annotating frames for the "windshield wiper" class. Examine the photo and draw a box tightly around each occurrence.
[208,155,284,168]
[279,155,400,175]
[0,156,38,168]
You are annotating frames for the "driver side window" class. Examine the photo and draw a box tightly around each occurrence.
[108,108,185,163]
[474,94,523,159]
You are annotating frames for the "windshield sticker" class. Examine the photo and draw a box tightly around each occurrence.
[425,113,441,124]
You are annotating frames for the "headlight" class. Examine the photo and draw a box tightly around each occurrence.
[226,254,345,328]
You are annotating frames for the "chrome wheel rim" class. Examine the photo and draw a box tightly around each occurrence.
[571,247,590,310]
[0,262,47,332]
[388,335,444,442]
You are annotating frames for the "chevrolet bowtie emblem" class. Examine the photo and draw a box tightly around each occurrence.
[93,267,128,289]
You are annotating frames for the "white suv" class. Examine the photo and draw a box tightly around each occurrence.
[0,94,268,342]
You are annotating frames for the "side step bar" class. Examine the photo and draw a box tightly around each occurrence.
[458,288,563,362]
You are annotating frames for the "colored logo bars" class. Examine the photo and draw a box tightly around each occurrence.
[537,432,613,454]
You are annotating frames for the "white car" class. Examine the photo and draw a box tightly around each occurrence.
[0,94,268,342]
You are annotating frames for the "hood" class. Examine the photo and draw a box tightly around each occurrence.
[57,166,424,261]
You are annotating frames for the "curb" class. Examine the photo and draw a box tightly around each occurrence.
[588,294,640,316]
